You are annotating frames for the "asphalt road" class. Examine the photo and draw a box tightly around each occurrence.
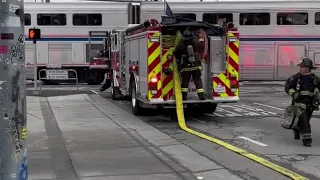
[97,84,320,180]
[26,82,320,179]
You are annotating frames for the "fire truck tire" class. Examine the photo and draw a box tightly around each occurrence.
[203,103,217,114]
[130,80,145,115]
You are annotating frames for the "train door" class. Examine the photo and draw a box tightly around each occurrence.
[48,42,72,65]
[72,43,85,64]
[37,42,48,65]
[276,43,307,80]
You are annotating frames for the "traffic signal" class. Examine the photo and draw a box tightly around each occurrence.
[29,28,41,40]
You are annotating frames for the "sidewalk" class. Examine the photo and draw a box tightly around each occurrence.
[27,94,244,180]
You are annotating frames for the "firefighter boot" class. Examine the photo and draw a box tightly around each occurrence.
[198,92,205,100]
[182,92,188,100]
[301,134,312,147]
[196,88,205,100]
[293,129,300,140]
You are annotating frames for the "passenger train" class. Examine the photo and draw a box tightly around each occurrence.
[24,0,320,82]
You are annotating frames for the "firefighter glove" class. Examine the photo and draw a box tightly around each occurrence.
[293,91,300,100]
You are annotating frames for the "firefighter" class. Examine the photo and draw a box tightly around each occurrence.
[284,57,320,147]
[99,48,111,92]
[173,28,205,100]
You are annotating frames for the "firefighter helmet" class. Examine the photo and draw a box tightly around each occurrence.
[297,57,316,69]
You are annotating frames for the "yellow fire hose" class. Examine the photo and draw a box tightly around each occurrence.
[172,59,308,180]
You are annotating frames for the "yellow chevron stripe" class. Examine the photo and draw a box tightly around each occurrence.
[162,79,173,95]
[161,48,174,98]
[228,46,239,64]
[148,46,161,66]
[213,81,228,97]
[212,73,231,97]
[233,40,239,48]
[219,73,230,89]
[148,64,161,80]
[147,32,161,100]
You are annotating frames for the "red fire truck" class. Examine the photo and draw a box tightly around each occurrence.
[109,17,240,115]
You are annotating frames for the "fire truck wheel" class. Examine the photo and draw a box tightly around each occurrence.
[203,103,217,114]
[130,80,145,115]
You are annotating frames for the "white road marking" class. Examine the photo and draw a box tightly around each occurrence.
[274,92,286,95]
[238,136,268,147]
[234,104,277,115]
[90,90,99,94]
[216,107,242,117]
[253,103,284,111]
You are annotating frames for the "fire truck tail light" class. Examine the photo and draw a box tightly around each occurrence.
[150,77,158,83]
[91,58,104,65]
[230,76,239,88]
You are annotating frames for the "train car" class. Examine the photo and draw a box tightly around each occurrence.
[24,1,128,84]
[138,0,320,80]
[25,0,320,82]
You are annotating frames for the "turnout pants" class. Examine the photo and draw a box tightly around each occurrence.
[180,70,205,100]
[294,106,313,146]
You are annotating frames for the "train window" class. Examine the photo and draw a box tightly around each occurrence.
[173,13,196,21]
[277,13,308,25]
[37,14,66,26]
[24,14,31,26]
[73,14,102,26]
[315,12,320,25]
[239,13,270,25]
[202,13,233,25]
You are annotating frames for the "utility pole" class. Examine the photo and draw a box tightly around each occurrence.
[0,0,28,180]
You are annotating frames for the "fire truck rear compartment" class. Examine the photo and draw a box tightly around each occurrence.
[110,18,240,115]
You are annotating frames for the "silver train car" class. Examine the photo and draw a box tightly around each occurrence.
[24,0,320,81]
[24,2,129,83]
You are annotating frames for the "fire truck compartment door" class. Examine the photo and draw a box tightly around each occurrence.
[209,36,225,74]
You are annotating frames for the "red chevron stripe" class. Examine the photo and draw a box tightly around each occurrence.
[162,74,173,88]
[148,42,160,56]
[163,88,174,100]
[229,42,239,56]
[213,77,234,96]
[228,42,239,73]
[148,55,161,74]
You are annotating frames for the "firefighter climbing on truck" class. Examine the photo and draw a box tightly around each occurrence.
[173,28,205,100]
